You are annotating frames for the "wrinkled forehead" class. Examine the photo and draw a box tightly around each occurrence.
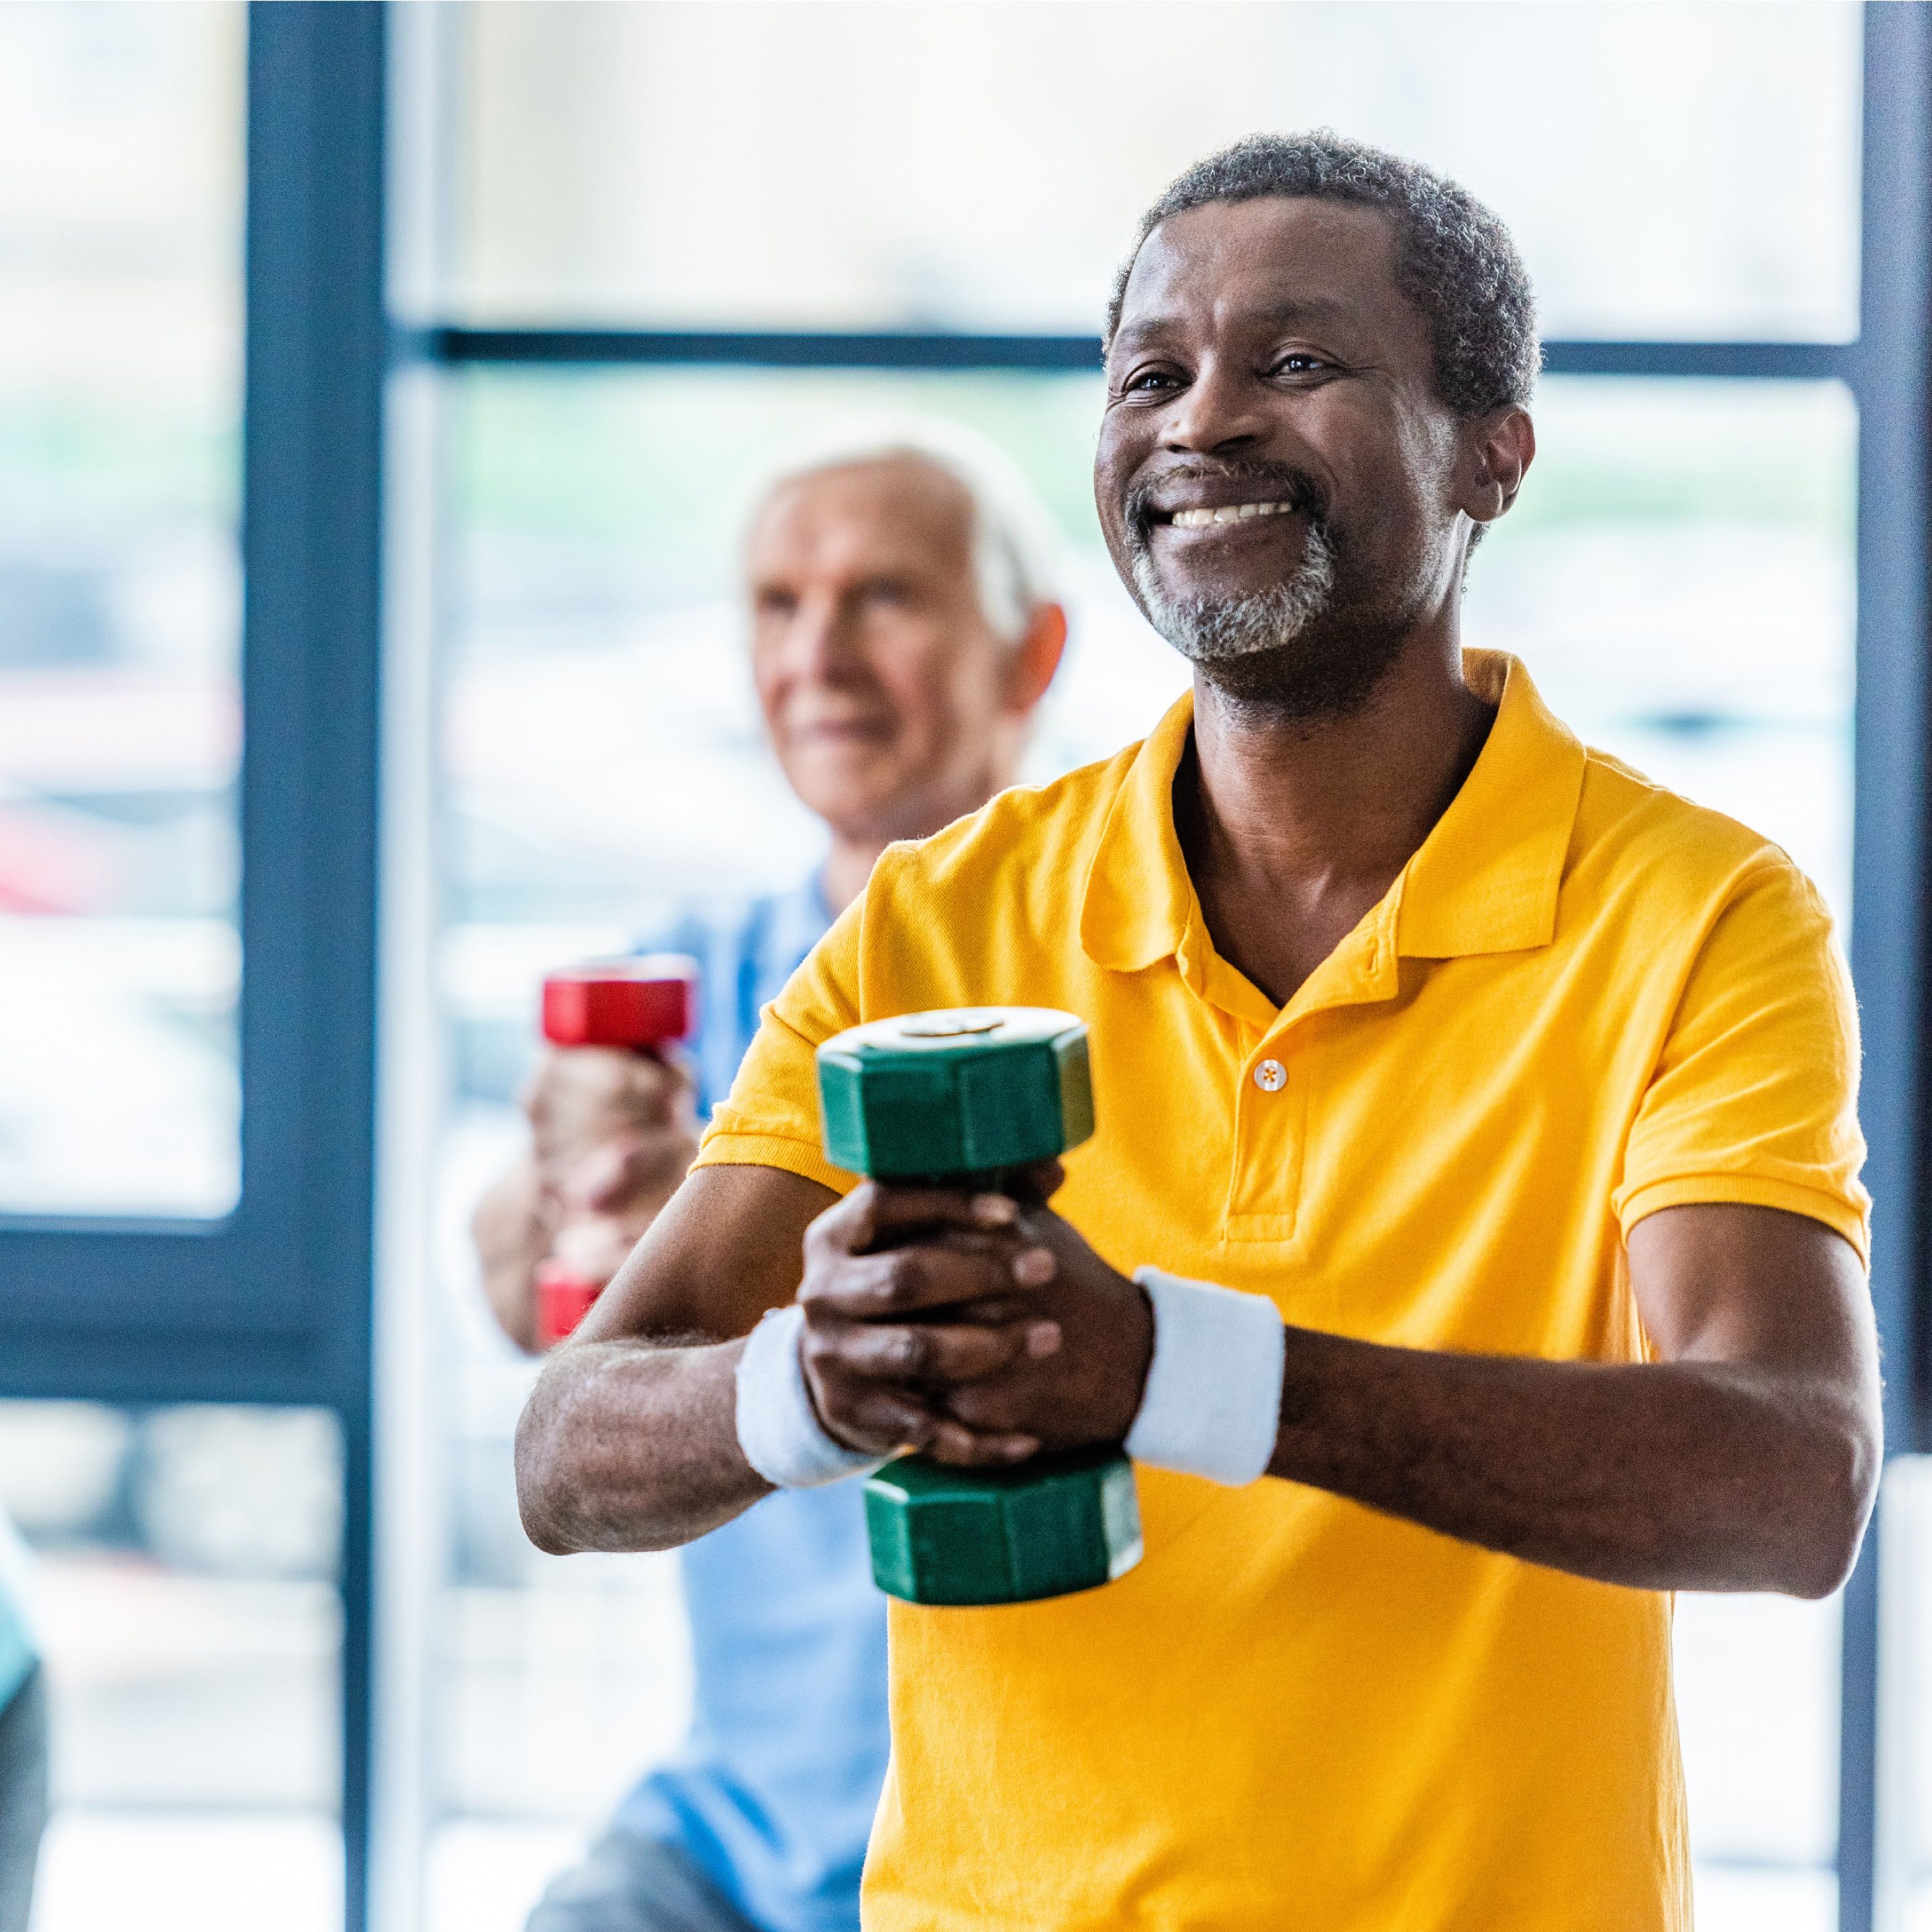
[1112,196,1419,366]
[747,455,976,581]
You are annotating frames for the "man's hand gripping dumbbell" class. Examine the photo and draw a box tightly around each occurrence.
[796,1166,1149,1464]
[733,1008,1286,1603]
[473,958,702,1352]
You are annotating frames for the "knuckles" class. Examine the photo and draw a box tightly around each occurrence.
[877,1325,931,1376]
[876,1249,924,1307]
[792,1192,1126,1455]
[944,1384,1015,1431]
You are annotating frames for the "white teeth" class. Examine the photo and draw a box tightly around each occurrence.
[1170,500,1295,529]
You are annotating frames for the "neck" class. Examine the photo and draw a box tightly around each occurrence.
[1176,628,1494,1006]
[821,834,885,916]
[821,737,1025,915]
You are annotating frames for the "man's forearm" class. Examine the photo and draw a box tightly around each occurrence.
[1269,1328,1875,1597]
[515,1337,770,1554]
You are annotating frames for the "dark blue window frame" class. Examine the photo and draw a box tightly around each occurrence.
[0,5,1924,1931]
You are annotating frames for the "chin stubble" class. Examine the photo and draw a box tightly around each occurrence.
[1129,519,1338,664]
[1122,493,1418,721]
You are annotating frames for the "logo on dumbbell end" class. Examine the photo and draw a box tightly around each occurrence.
[898,1012,1007,1039]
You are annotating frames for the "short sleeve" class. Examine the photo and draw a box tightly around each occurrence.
[1613,858,1870,1264]
[691,890,866,1195]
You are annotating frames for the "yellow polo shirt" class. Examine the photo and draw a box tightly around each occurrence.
[696,650,1869,1931]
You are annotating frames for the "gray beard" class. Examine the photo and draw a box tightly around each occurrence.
[1130,521,1338,664]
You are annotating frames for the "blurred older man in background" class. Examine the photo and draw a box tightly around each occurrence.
[473,420,1067,1932]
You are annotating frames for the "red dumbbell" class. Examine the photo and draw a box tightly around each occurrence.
[533,955,700,1347]
[534,1257,606,1348]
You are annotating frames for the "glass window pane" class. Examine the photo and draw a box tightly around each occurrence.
[0,1401,343,1932]
[447,1,1860,341]
[0,1,244,1217]
[445,366,1173,937]
[430,366,1855,1924]
[1468,377,1856,917]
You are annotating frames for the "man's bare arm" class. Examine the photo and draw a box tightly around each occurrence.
[1260,1203,1880,1596]
[514,1164,834,1554]
[859,1198,1881,1598]
[515,1166,1063,1556]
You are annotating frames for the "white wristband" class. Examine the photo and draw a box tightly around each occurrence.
[735,1303,887,1490]
[1125,1268,1285,1486]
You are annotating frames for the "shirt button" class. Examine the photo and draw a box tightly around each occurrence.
[1253,1059,1286,1092]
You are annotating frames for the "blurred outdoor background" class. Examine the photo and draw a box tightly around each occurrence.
[0,5,1925,1931]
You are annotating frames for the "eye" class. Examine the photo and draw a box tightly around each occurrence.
[1270,352,1330,378]
[754,589,798,619]
[1119,364,1184,397]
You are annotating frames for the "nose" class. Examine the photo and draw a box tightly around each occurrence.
[1160,353,1270,459]
[778,590,851,681]
[770,589,880,698]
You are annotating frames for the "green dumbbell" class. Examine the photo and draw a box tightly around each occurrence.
[815,1008,1143,1607]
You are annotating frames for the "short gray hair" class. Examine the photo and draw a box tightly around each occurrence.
[745,416,1064,641]
[1106,131,1539,421]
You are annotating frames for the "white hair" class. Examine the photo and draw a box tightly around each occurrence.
[743,415,1064,642]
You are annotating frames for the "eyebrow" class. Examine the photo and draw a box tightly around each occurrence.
[1110,296,1356,356]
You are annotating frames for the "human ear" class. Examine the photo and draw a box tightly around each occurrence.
[1005,603,1068,715]
[1462,408,1536,529]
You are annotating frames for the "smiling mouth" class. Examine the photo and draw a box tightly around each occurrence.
[792,717,894,744]
[1158,499,1301,529]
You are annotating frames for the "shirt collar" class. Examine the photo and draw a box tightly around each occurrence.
[1078,650,1586,981]
[1078,691,1199,976]
[1392,650,1586,959]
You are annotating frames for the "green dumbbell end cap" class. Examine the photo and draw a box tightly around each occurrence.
[864,1449,1142,1606]
[816,1008,1094,1180]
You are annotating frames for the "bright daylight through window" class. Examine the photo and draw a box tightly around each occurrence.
[0,2,244,1218]
[414,7,1866,1929]
[0,7,1910,1932]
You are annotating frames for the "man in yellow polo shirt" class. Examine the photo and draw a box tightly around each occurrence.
[517,131,1880,1931]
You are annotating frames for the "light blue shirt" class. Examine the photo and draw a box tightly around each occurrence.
[617,876,888,1932]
